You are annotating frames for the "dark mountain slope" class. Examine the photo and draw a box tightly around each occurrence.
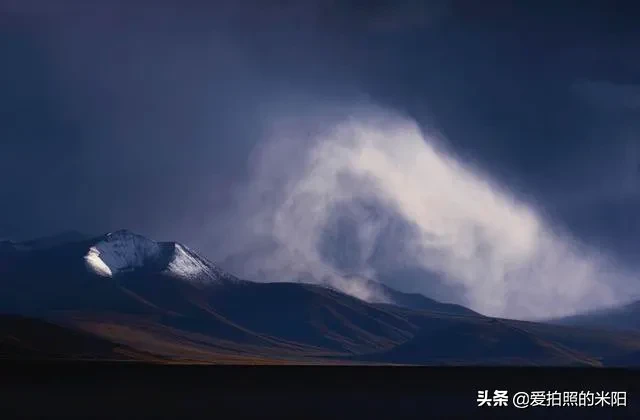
[341,275,479,316]
[202,281,417,354]
[357,315,602,366]
[551,300,640,332]
[0,314,157,361]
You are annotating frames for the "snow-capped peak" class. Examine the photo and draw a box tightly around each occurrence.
[164,243,231,284]
[84,230,161,277]
[83,230,232,285]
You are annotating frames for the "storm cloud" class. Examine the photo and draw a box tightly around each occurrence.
[1,1,639,318]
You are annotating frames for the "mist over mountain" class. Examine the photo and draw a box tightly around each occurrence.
[206,106,638,320]
[4,6,640,419]
[1,2,639,327]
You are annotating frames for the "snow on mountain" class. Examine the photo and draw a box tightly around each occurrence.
[164,243,235,284]
[84,230,162,277]
[83,230,231,284]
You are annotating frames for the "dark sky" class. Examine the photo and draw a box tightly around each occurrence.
[1,0,639,267]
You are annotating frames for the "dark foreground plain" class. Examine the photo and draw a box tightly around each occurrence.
[1,362,639,419]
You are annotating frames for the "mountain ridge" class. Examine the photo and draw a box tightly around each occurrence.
[3,230,640,366]
[0,229,473,314]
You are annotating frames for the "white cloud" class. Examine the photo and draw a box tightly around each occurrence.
[210,101,637,320]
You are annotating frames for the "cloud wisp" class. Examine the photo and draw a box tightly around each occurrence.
[210,102,637,320]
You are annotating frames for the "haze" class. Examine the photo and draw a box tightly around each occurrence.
[1,1,639,319]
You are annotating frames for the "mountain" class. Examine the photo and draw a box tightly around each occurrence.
[340,275,478,316]
[0,314,158,361]
[3,230,640,366]
[358,317,602,366]
[0,230,427,360]
[0,230,92,252]
[82,230,236,283]
[21,230,94,250]
[608,350,640,367]
[0,229,470,320]
[551,300,640,332]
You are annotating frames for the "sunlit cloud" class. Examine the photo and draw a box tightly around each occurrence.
[210,102,637,320]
